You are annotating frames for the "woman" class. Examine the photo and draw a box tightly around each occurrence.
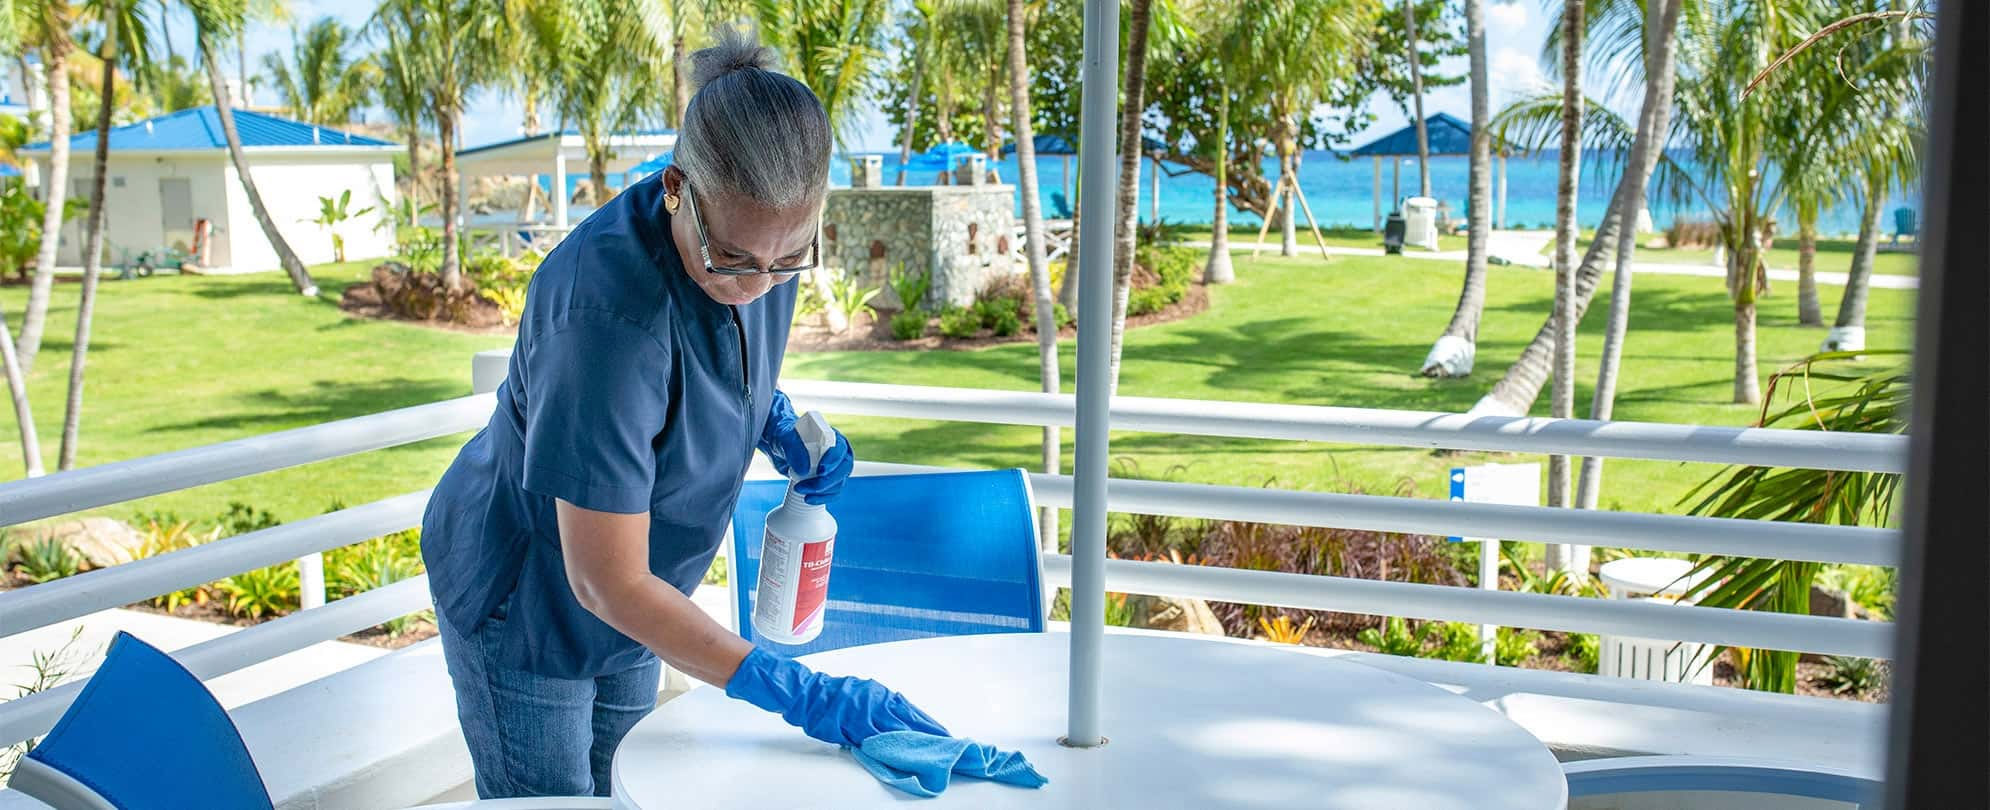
[421,33,946,798]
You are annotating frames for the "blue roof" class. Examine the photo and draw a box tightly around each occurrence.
[22,106,395,153]
[457,127,677,158]
[1002,134,1077,156]
[1349,112,1474,157]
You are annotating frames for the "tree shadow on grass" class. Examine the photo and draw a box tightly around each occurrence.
[1488,286,1738,336]
[145,377,467,435]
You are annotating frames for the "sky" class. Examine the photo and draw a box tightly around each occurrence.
[164,0,1572,154]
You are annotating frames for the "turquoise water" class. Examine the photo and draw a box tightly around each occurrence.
[830,149,1919,238]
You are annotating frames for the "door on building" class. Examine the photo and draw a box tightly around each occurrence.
[160,177,194,253]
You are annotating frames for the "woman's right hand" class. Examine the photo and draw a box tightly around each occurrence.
[725,647,949,747]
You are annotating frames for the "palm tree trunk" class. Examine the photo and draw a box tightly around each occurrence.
[405,126,422,224]
[1105,0,1155,395]
[587,137,610,203]
[201,30,318,296]
[0,308,43,477]
[1204,92,1235,285]
[20,44,74,374]
[1008,0,1060,549]
[1796,203,1823,327]
[981,58,1002,160]
[1059,205,1081,309]
[1545,0,1583,575]
[1278,122,1298,257]
[897,44,926,186]
[673,34,691,128]
[1733,294,1760,404]
[1404,0,1430,197]
[1827,169,1884,351]
[1473,194,1625,416]
[1422,0,1489,378]
[438,109,462,289]
[61,17,120,472]
[1576,0,1683,512]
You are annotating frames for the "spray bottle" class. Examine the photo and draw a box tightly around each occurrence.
[752,411,839,645]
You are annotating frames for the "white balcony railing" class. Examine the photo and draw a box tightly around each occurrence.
[0,379,1907,750]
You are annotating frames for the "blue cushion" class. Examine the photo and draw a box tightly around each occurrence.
[730,469,1045,656]
[27,631,273,809]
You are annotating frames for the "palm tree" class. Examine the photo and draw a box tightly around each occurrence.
[371,0,505,291]
[62,0,156,471]
[1419,0,1488,377]
[894,1,938,185]
[0,0,49,476]
[14,0,80,375]
[370,19,426,223]
[1542,0,1583,577]
[1820,26,1922,353]
[1104,0,1163,394]
[1250,0,1367,262]
[519,0,672,203]
[188,0,317,296]
[259,16,374,125]
[1402,0,1429,197]
[1005,0,1059,548]
[752,0,891,334]
[1575,0,1685,514]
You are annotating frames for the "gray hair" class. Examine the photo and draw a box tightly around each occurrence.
[674,29,831,210]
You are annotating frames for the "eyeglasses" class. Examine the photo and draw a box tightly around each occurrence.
[680,179,819,277]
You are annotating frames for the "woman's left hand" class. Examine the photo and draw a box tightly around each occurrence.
[761,390,855,504]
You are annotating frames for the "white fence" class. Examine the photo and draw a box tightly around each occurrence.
[0,379,1906,748]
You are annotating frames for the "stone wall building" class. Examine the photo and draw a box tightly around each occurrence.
[823,164,1017,310]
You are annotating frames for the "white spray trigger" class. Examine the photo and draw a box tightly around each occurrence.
[794,411,836,480]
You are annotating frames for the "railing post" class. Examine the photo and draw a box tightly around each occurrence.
[299,551,325,610]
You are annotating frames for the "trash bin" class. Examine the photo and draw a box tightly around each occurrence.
[1383,213,1407,255]
[1402,196,1439,249]
[1597,558,1716,686]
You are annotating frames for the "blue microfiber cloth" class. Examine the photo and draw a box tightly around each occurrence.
[847,731,1050,798]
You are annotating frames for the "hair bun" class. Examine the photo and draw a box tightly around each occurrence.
[691,28,777,91]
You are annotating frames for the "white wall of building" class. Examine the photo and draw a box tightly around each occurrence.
[41,149,396,273]
[224,153,398,272]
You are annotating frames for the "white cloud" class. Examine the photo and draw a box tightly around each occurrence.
[1487,1,1530,33]
[1490,47,1550,102]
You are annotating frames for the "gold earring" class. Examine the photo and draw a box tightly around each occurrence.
[663,192,681,214]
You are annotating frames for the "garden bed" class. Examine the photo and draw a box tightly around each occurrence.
[787,281,1209,353]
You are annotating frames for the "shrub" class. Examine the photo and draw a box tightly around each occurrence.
[1566,632,1601,674]
[938,306,981,339]
[1127,285,1173,317]
[890,309,929,341]
[972,298,1010,328]
[1819,656,1889,698]
[219,563,302,619]
[135,515,221,611]
[12,536,83,584]
[1052,302,1072,329]
[1495,627,1544,667]
[990,308,1021,337]
[828,273,883,323]
[1357,617,1424,657]
[218,501,280,537]
[1357,617,1485,663]
[325,529,428,635]
[887,263,931,312]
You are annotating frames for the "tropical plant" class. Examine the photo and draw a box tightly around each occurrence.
[11,0,81,378]
[325,529,426,633]
[938,305,980,339]
[1359,616,1425,657]
[368,0,506,291]
[516,0,672,202]
[140,53,210,111]
[135,514,219,611]
[1383,0,1464,197]
[1566,632,1600,673]
[886,262,931,312]
[259,16,375,125]
[220,562,302,619]
[1257,614,1315,645]
[1420,0,1489,377]
[1102,0,1194,395]
[1005,0,1064,550]
[1816,564,1897,620]
[1543,0,1585,573]
[12,535,83,583]
[369,16,428,217]
[187,0,318,296]
[0,626,92,781]
[1818,655,1888,697]
[889,309,928,341]
[1495,626,1543,666]
[988,307,1021,337]
[216,500,280,536]
[826,274,882,329]
[301,189,374,263]
[1678,352,1908,693]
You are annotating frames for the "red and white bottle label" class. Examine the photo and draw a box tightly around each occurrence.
[791,537,834,635]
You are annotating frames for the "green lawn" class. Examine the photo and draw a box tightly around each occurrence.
[0,264,511,525]
[0,249,1916,531]
[1171,225,1469,253]
[1543,229,1920,277]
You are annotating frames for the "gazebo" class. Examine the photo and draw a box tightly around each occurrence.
[452,128,677,233]
[1347,112,1509,231]
[1002,133,1175,222]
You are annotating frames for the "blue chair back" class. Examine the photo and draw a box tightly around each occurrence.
[1049,191,1074,220]
[1565,756,1882,808]
[1893,207,1917,237]
[729,469,1045,656]
[19,632,272,810]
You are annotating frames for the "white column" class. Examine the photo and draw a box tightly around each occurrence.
[1392,157,1401,208]
[553,149,570,230]
[1372,156,1382,232]
[1149,155,1160,224]
[1497,153,1508,230]
[298,552,325,610]
[1068,0,1120,750]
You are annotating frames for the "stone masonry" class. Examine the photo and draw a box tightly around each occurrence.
[823,185,1018,310]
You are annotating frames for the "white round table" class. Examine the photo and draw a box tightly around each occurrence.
[612,633,1568,809]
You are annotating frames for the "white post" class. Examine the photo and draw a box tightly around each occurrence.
[1479,541,1498,663]
[1372,155,1382,232]
[1149,155,1160,225]
[1497,152,1508,230]
[1392,157,1401,210]
[298,552,325,610]
[1063,155,1072,203]
[1066,0,1119,750]
[553,149,570,231]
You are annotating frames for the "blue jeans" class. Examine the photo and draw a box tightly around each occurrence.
[437,605,661,798]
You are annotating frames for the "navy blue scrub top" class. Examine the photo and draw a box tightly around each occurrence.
[421,172,796,679]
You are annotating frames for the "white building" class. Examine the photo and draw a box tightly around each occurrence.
[20,106,398,273]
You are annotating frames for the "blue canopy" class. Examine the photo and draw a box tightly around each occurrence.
[903,141,983,172]
[1001,134,1077,156]
[1348,112,1474,157]
[626,151,672,177]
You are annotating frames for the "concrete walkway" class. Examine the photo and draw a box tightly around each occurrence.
[1183,231,1920,290]
[0,607,390,710]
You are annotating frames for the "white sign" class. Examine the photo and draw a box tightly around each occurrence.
[1448,462,1542,543]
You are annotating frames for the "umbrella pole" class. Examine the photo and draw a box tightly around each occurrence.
[1065,0,1119,750]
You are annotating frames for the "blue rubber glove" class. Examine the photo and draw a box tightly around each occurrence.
[757,390,855,505]
[726,647,949,747]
